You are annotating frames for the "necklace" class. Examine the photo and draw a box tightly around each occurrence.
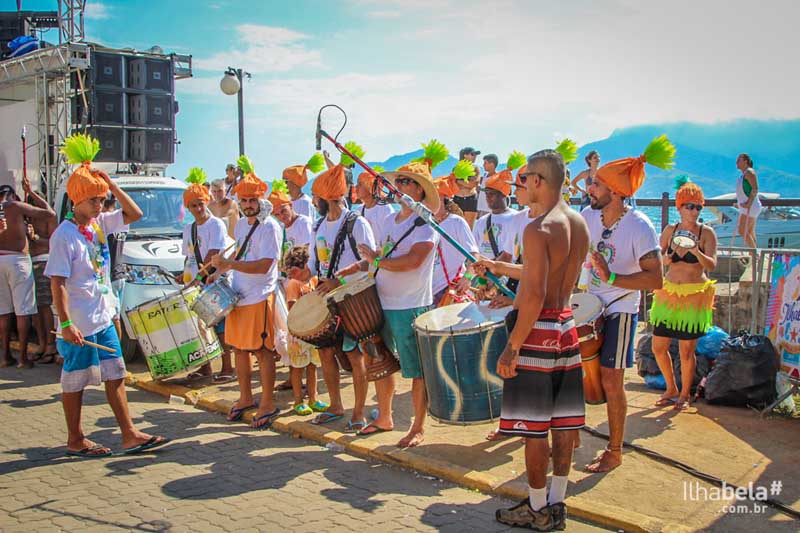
[597,207,628,252]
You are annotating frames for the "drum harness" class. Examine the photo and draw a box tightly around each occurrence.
[373,216,426,275]
[315,211,360,279]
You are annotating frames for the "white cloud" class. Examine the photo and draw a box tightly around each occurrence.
[84,2,111,20]
[193,24,322,73]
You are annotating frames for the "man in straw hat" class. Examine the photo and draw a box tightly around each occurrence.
[352,162,439,446]
[581,135,672,473]
[181,171,236,384]
[307,162,376,433]
[492,149,590,531]
[46,134,169,456]
[210,164,284,429]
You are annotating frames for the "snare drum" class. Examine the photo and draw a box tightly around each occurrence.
[287,290,342,348]
[191,277,240,326]
[571,292,606,405]
[326,275,400,381]
[126,287,222,380]
[671,230,698,250]
[413,302,511,424]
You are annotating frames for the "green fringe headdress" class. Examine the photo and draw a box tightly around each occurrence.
[411,139,449,171]
[453,159,476,182]
[595,134,676,197]
[340,141,365,167]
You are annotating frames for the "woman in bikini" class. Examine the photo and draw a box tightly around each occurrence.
[571,150,600,211]
[650,178,717,412]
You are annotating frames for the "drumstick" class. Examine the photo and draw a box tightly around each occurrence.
[51,331,117,353]
[196,242,237,277]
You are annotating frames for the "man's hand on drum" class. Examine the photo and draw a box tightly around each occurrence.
[452,276,471,295]
[489,293,513,309]
[590,251,611,283]
[317,277,342,295]
[496,344,519,378]
[61,324,84,346]
[210,254,232,274]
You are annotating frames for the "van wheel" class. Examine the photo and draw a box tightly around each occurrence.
[121,327,141,364]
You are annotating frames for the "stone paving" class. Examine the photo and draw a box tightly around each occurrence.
[0,364,608,532]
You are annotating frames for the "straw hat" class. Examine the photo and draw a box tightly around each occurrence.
[381,162,440,212]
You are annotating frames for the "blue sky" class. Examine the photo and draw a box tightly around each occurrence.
[17,0,800,182]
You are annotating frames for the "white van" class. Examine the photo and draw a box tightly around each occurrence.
[55,175,188,361]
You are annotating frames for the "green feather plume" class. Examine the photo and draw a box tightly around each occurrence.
[453,160,476,181]
[271,180,289,194]
[373,165,385,174]
[305,153,325,174]
[411,139,449,170]
[643,134,676,170]
[674,174,691,190]
[554,138,579,165]
[185,167,207,185]
[61,133,100,164]
[237,154,255,175]
[506,151,527,171]
[340,142,365,167]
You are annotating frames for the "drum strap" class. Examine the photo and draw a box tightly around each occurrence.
[325,211,361,279]
[375,217,425,275]
[234,220,260,261]
[191,222,216,282]
[486,214,501,259]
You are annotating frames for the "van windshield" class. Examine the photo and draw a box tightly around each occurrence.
[125,188,187,238]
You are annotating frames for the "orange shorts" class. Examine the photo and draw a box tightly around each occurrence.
[225,294,275,352]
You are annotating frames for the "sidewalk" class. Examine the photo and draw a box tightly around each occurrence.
[123,343,799,533]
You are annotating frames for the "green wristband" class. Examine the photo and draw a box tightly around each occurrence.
[373,257,381,269]
[339,276,347,285]
[608,273,616,286]
[60,319,74,329]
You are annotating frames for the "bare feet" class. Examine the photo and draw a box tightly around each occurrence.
[121,432,164,451]
[16,359,34,369]
[66,437,109,455]
[397,428,424,448]
[585,447,622,473]
[0,357,17,368]
[673,397,695,413]
[486,429,509,441]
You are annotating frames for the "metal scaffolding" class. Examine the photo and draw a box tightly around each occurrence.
[57,0,86,44]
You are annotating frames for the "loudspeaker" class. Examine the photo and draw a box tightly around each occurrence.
[129,129,173,164]
[128,94,173,128]
[87,127,125,162]
[128,57,173,92]
[92,52,124,88]
[72,90,125,125]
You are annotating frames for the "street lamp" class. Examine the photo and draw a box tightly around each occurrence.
[220,67,251,156]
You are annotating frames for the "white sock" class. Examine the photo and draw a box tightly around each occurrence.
[528,486,547,511]
[548,475,569,505]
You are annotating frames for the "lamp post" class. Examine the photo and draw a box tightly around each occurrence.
[220,67,251,156]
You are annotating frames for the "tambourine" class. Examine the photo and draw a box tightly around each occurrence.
[671,230,698,249]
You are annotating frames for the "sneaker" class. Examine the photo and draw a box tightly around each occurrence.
[495,499,554,531]
[549,502,567,531]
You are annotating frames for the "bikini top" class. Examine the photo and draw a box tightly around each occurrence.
[667,223,704,264]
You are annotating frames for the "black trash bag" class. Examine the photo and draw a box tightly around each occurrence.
[704,334,779,408]
[637,333,712,392]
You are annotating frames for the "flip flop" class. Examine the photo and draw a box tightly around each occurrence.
[344,420,368,434]
[187,371,210,381]
[310,400,329,413]
[212,373,236,384]
[251,408,281,430]
[227,402,256,422]
[357,423,392,437]
[65,444,112,458]
[311,412,343,425]
[37,353,57,365]
[655,396,678,407]
[274,380,293,391]
[121,436,171,455]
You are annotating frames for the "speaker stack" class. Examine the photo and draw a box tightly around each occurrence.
[72,50,176,164]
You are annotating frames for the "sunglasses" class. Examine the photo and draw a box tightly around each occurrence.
[395,177,415,186]
[682,203,703,211]
[517,171,544,185]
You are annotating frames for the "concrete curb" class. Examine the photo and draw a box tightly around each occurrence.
[125,372,690,533]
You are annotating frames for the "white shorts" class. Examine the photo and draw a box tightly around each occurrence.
[0,253,36,315]
[738,203,762,219]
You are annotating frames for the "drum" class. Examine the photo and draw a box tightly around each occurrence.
[571,292,606,405]
[672,229,698,250]
[326,275,400,381]
[287,290,342,348]
[413,302,511,424]
[190,277,239,327]
[126,287,222,380]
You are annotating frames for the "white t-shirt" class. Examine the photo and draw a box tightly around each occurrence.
[501,207,532,260]
[182,216,228,277]
[473,209,518,259]
[311,209,376,278]
[45,210,126,336]
[477,173,490,213]
[292,194,316,219]
[374,212,437,310]
[360,202,395,237]
[231,216,281,306]
[432,214,478,294]
[283,213,313,251]
[582,208,660,315]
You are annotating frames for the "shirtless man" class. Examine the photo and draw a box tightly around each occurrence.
[26,178,59,363]
[492,149,589,531]
[0,180,56,368]
[208,179,239,238]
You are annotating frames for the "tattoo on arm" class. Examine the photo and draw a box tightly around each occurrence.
[640,249,660,262]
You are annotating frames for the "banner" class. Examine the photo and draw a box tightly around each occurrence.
[765,253,800,380]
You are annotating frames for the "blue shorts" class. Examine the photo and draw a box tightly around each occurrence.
[57,323,126,393]
[342,332,359,354]
[381,306,432,379]
[214,318,225,335]
[600,312,638,369]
